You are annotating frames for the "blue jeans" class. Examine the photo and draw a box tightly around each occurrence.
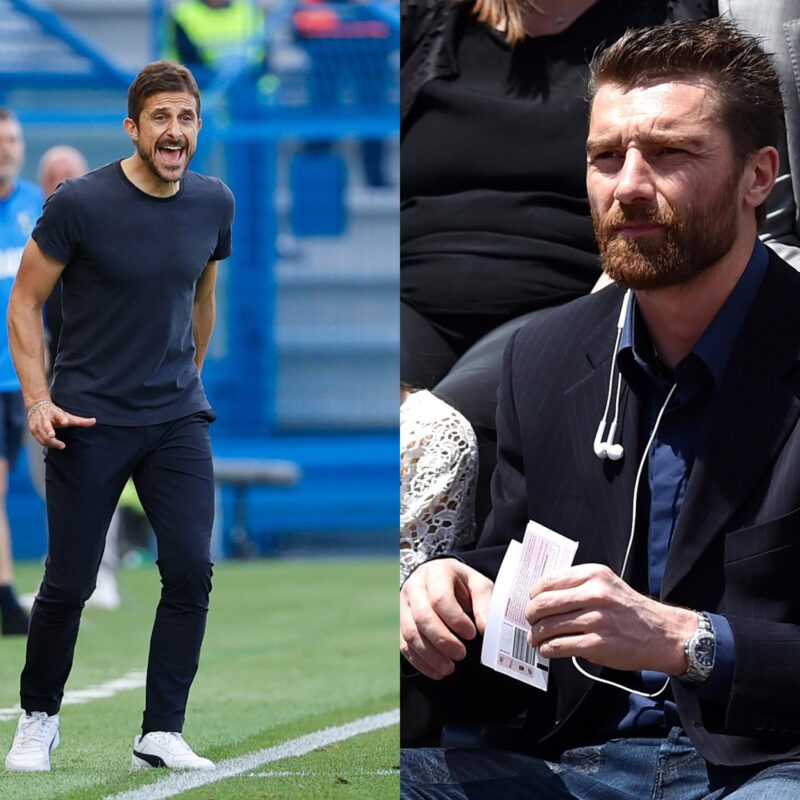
[401,728,800,799]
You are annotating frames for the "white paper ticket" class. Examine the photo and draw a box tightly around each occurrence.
[481,521,578,690]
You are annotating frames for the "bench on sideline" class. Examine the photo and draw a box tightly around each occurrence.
[213,457,301,558]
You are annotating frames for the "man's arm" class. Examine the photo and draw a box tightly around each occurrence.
[400,558,493,680]
[192,260,218,375]
[8,239,59,409]
[8,238,95,448]
[400,331,531,679]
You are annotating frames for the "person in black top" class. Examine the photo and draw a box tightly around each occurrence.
[4,61,234,772]
[401,0,716,530]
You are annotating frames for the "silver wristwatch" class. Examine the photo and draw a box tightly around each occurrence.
[681,611,716,684]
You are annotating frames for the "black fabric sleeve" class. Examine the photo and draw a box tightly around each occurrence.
[31,181,82,265]
[400,0,423,61]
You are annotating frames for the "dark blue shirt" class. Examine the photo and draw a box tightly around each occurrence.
[609,240,768,734]
[33,161,234,425]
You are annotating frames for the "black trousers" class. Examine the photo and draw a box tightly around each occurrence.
[20,412,215,733]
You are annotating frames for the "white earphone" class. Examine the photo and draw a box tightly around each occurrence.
[593,289,632,461]
[578,288,678,699]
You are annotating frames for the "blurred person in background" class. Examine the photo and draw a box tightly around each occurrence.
[165,0,265,77]
[5,60,233,772]
[38,145,89,197]
[21,145,122,612]
[0,107,42,636]
[293,0,395,188]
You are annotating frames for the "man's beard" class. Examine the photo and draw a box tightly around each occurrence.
[592,174,741,291]
[136,140,191,184]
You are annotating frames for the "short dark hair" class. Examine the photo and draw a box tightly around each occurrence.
[127,60,201,124]
[589,18,783,161]
[588,18,784,227]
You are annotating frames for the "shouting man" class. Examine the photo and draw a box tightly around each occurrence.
[5,61,233,772]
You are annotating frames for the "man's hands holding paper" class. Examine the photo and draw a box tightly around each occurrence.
[400,559,494,680]
[525,563,696,676]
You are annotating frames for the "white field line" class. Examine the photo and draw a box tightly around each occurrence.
[105,708,400,800]
[0,670,146,722]
[249,769,397,777]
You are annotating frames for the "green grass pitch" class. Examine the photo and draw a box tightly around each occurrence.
[0,558,399,799]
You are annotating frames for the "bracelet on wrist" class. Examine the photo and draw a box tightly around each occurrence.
[26,400,53,421]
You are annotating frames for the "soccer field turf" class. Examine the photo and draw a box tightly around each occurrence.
[0,558,399,799]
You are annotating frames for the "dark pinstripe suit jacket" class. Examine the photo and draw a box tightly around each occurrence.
[462,248,800,767]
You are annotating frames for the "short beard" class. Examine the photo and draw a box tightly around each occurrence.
[592,173,741,291]
[136,141,190,184]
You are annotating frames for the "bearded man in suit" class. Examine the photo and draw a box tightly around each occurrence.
[401,17,800,800]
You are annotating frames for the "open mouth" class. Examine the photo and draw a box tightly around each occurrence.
[157,144,185,168]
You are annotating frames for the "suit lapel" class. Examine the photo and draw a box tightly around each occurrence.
[565,293,643,574]
[662,256,800,599]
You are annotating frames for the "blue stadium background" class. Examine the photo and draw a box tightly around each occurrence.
[0,0,398,560]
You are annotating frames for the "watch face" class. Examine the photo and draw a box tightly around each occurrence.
[695,633,715,668]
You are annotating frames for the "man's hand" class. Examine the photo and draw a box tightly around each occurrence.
[400,558,494,680]
[28,402,96,449]
[525,563,696,675]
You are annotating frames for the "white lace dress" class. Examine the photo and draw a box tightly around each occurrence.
[400,390,479,585]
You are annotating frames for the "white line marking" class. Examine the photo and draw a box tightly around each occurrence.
[0,671,146,722]
[105,708,400,800]
[249,769,398,777]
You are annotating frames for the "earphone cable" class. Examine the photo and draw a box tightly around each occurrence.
[595,290,632,449]
[572,341,679,698]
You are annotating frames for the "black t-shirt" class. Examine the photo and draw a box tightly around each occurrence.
[32,161,234,425]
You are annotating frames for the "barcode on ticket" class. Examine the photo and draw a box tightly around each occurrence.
[512,626,536,665]
[482,523,577,689]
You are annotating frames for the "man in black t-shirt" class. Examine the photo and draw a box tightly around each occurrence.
[4,61,234,772]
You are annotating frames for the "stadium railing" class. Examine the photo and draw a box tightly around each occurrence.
[3,0,398,557]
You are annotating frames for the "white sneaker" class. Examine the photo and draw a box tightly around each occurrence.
[17,592,35,612]
[131,732,214,770]
[5,711,60,772]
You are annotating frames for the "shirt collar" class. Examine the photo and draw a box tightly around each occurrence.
[619,239,769,390]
